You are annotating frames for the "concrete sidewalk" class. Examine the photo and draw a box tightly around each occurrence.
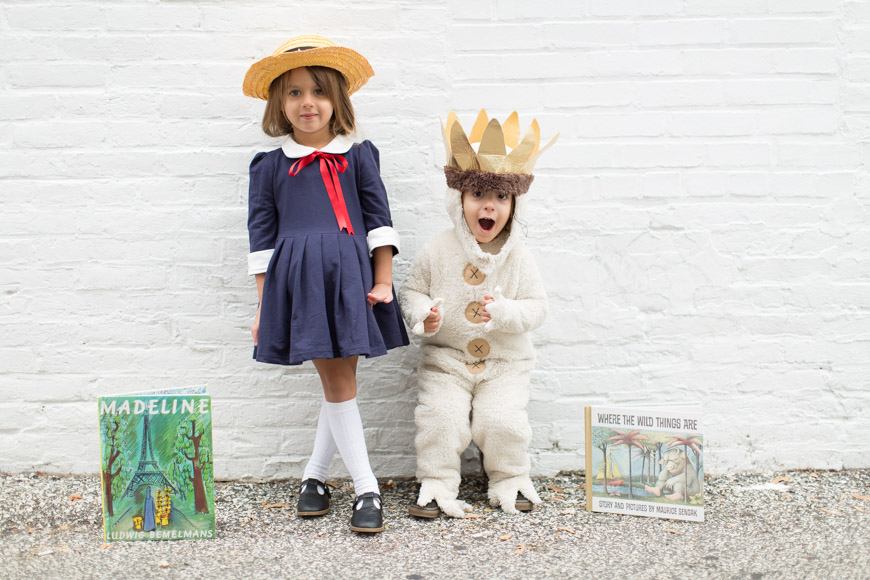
[1,469,868,579]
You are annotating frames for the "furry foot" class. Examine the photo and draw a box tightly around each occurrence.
[488,476,542,514]
[417,479,472,519]
[439,498,473,518]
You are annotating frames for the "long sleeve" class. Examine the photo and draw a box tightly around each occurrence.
[398,245,443,337]
[247,152,278,275]
[484,246,548,334]
[356,140,400,256]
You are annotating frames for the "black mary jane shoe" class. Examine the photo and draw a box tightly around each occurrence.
[296,478,331,517]
[349,492,384,533]
[515,492,534,512]
[408,499,441,519]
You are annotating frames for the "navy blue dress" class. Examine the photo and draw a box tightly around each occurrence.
[248,140,409,365]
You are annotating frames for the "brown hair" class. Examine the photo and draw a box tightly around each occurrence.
[261,66,356,138]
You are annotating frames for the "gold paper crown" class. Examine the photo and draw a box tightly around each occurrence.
[441,109,558,195]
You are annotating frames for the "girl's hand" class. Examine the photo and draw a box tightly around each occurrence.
[251,305,261,345]
[423,306,441,333]
[481,294,494,323]
[367,283,393,308]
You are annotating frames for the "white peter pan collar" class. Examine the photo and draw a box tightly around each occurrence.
[281,134,356,158]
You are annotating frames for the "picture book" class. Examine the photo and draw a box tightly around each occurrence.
[585,405,704,522]
[98,386,216,541]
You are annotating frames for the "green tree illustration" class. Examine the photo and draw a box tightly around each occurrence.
[591,427,617,495]
[100,414,132,516]
[172,413,212,514]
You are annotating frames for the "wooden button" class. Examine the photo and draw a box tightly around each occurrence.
[465,361,486,375]
[467,338,490,358]
[464,301,484,324]
[463,264,485,286]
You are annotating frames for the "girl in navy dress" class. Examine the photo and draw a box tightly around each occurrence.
[242,35,408,533]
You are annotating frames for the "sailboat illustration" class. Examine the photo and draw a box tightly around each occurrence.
[595,454,624,487]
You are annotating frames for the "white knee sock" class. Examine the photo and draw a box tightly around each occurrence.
[324,398,379,495]
[302,398,336,483]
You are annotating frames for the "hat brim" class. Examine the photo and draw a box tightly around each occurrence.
[243,46,374,100]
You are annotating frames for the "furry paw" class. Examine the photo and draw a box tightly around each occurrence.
[438,498,473,519]
[417,479,471,519]
[412,297,444,336]
[488,476,542,514]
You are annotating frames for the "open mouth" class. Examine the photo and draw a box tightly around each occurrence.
[478,218,495,233]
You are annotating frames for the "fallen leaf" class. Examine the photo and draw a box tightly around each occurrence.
[852,493,870,502]
[557,526,575,534]
[36,471,48,477]
[380,480,396,490]
[854,506,869,514]
[99,544,112,550]
[546,484,564,493]
[462,514,486,519]
[819,508,841,516]
[515,544,525,555]
[772,476,791,484]
[560,508,577,515]
[499,534,512,541]
[37,549,53,557]
[68,495,83,501]
[810,472,819,478]
[158,560,170,569]
[263,503,292,509]
[58,546,70,553]
[664,529,681,535]
[59,525,69,531]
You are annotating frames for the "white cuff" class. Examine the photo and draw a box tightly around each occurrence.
[247,249,274,275]
[366,226,400,256]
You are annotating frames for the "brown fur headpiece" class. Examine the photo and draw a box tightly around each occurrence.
[444,167,535,196]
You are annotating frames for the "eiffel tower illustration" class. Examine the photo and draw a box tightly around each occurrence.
[122,414,178,498]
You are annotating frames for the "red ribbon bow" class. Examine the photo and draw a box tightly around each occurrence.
[289,151,354,235]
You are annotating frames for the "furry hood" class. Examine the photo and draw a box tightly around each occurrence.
[445,184,529,276]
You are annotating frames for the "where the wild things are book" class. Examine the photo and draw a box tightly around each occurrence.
[98,386,216,541]
[585,405,704,522]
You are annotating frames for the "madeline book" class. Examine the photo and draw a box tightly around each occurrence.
[584,404,704,522]
[98,386,216,542]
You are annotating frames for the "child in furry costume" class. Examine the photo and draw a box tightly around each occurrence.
[399,111,556,518]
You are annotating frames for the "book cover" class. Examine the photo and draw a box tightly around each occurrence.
[584,405,704,522]
[98,386,216,541]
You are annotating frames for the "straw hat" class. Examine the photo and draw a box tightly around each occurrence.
[243,35,374,100]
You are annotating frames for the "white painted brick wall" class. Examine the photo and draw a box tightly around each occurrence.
[2,0,868,479]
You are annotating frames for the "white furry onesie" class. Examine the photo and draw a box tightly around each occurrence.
[399,187,548,517]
